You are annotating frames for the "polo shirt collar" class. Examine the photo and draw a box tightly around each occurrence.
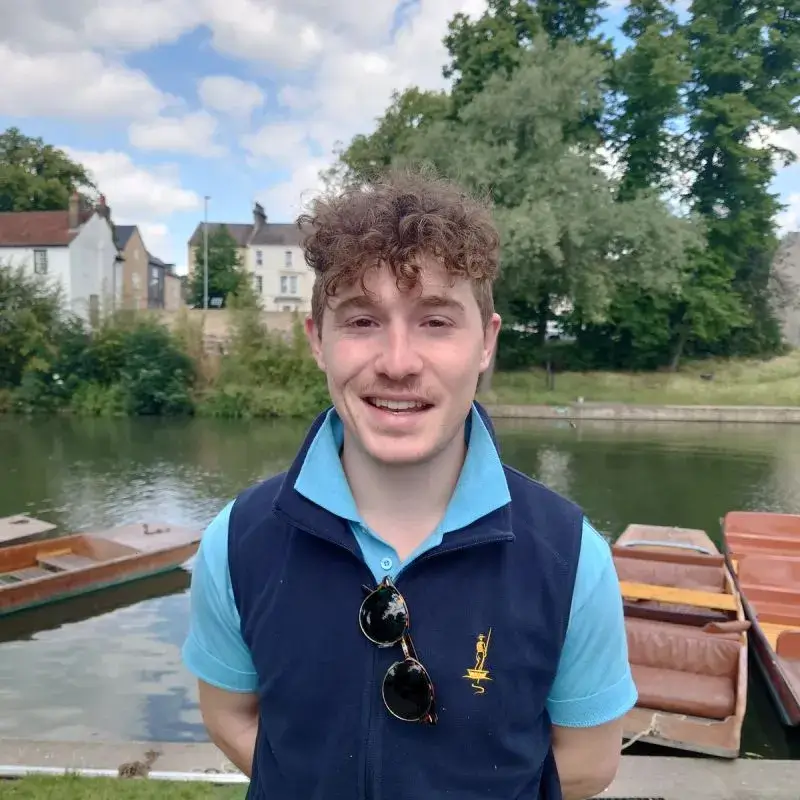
[292,401,511,536]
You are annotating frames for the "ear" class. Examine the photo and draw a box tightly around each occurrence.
[304,315,326,371]
[479,313,501,372]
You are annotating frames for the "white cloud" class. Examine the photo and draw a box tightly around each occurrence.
[198,75,265,120]
[241,122,312,164]
[0,44,171,119]
[129,111,226,157]
[63,148,200,222]
[257,158,331,220]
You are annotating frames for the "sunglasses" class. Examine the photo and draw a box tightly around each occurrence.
[359,576,438,725]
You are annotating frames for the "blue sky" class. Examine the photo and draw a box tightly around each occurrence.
[0,0,797,273]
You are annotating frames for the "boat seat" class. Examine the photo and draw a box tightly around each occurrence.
[626,618,739,720]
[614,557,726,594]
[37,553,96,571]
[2,567,52,582]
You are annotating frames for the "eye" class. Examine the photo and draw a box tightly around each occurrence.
[347,317,376,328]
[424,317,452,328]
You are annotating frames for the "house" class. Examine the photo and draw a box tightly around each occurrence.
[0,193,121,323]
[114,224,183,311]
[187,202,310,312]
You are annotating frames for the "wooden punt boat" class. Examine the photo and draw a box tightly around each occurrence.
[721,511,800,728]
[611,523,749,759]
[0,522,201,617]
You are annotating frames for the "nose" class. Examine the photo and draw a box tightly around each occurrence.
[374,322,424,380]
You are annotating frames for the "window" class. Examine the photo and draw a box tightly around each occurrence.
[256,249,263,266]
[282,305,292,312]
[289,275,298,295]
[280,275,288,294]
[284,250,292,267]
[33,249,48,275]
[253,275,263,294]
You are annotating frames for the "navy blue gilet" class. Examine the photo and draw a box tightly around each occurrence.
[227,404,583,800]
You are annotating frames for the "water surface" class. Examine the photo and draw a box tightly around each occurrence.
[1,414,799,758]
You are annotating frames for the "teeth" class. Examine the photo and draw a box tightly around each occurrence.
[370,398,426,411]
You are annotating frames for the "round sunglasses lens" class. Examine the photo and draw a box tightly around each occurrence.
[383,660,433,721]
[360,585,408,645]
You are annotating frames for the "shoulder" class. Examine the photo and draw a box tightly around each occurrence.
[572,518,615,612]
[503,465,584,567]
[227,471,288,543]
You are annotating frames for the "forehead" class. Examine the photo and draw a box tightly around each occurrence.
[331,258,471,307]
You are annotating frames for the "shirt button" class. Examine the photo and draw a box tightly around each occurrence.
[380,557,393,571]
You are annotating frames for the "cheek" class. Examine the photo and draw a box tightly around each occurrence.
[323,341,370,384]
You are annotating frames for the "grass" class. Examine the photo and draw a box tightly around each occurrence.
[0,776,247,799]
[483,350,800,407]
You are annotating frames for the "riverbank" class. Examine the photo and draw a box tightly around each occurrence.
[484,350,800,408]
[0,739,799,799]
[485,402,800,423]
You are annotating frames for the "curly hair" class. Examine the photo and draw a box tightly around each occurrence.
[297,168,500,330]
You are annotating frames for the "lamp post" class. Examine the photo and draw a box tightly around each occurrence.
[203,195,210,310]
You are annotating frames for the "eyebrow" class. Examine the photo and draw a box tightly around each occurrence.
[332,294,466,316]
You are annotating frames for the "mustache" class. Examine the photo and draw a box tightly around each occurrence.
[357,381,437,402]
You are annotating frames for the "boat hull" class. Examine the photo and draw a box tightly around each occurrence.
[721,512,800,728]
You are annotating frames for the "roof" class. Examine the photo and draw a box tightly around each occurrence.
[114,224,137,250]
[0,210,79,247]
[187,221,305,248]
[188,222,255,248]
[250,223,304,247]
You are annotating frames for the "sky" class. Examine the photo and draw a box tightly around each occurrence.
[1,0,798,274]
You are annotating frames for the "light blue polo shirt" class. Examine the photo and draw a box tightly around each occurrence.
[182,404,637,729]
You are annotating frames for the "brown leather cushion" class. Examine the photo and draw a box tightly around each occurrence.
[614,557,725,593]
[626,617,739,677]
[632,663,735,719]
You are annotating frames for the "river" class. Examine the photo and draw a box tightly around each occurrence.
[1,412,799,759]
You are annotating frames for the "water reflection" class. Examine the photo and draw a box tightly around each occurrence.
[1,414,800,756]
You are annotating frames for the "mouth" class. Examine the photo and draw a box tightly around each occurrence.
[362,397,434,414]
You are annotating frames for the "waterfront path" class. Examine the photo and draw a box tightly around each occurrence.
[0,739,799,798]
[486,402,800,424]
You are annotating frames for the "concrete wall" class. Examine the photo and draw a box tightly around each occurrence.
[153,308,304,339]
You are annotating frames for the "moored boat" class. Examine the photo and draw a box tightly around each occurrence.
[0,515,58,547]
[612,523,749,759]
[0,522,201,616]
[721,511,800,728]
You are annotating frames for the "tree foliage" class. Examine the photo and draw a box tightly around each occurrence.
[188,225,247,308]
[324,0,800,370]
[0,127,96,212]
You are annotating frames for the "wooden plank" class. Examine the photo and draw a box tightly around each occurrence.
[37,554,96,571]
[619,580,738,611]
[760,622,800,650]
[7,567,51,581]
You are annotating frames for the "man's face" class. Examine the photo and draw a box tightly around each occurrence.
[305,256,501,467]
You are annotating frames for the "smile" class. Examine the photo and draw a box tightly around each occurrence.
[364,398,433,413]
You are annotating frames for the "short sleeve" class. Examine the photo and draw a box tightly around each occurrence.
[181,501,259,693]
[546,517,638,727]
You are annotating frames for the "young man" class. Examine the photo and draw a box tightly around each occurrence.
[182,171,637,800]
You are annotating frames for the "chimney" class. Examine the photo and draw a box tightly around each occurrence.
[253,201,266,230]
[96,194,111,221]
[69,191,80,229]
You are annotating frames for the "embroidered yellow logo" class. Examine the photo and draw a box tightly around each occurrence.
[463,628,492,694]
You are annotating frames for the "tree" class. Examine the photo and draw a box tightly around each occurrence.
[684,0,800,355]
[398,37,704,345]
[188,225,247,308]
[611,0,690,201]
[0,127,96,212]
[322,88,451,189]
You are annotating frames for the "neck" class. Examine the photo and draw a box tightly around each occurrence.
[341,425,467,558]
